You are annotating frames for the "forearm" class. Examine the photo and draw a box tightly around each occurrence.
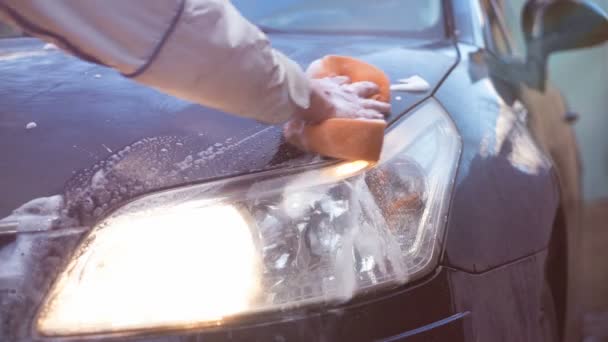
[0,0,311,123]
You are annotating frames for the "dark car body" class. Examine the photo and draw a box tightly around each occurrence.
[0,0,587,341]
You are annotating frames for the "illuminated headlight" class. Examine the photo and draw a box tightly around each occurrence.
[36,99,461,337]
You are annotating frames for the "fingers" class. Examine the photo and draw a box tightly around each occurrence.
[360,99,391,114]
[297,75,389,125]
[349,81,390,115]
[356,109,385,120]
[344,81,380,98]
[329,76,351,85]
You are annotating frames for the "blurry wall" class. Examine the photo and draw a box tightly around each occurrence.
[549,15,608,201]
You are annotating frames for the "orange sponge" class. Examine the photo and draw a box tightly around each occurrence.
[286,56,390,162]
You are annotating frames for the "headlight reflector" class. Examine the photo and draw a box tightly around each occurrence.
[37,99,461,337]
[37,205,260,335]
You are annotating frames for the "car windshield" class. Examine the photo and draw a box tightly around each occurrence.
[232,0,445,38]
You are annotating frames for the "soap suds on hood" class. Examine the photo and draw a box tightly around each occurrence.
[391,75,431,92]
[0,195,76,233]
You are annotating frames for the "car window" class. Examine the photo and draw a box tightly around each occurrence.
[232,0,445,38]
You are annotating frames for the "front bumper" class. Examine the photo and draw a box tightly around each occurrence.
[124,269,466,342]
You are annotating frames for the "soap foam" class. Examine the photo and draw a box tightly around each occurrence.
[0,195,75,232]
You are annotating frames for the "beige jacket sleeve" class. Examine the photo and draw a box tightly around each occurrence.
[0,0,310,124]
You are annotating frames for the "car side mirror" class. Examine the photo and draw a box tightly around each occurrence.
[522,0,608,89]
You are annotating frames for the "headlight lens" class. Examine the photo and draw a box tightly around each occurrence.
[37,99,461,337]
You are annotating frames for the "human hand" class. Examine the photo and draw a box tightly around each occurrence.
[292,76,391,124]
[285,75,390,151]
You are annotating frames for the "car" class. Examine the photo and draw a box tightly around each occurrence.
[0,1,607,341]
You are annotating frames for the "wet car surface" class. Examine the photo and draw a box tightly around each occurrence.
[0,36,455,223]
[1,0,606,341]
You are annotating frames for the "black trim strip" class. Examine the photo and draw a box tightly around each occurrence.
[0,3,104,65]
[124,0,186,78]
[376,312,471,342]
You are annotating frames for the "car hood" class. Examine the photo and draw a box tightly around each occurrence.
[0,35,456,223]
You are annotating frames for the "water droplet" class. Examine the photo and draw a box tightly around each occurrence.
[93,207,103,217]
